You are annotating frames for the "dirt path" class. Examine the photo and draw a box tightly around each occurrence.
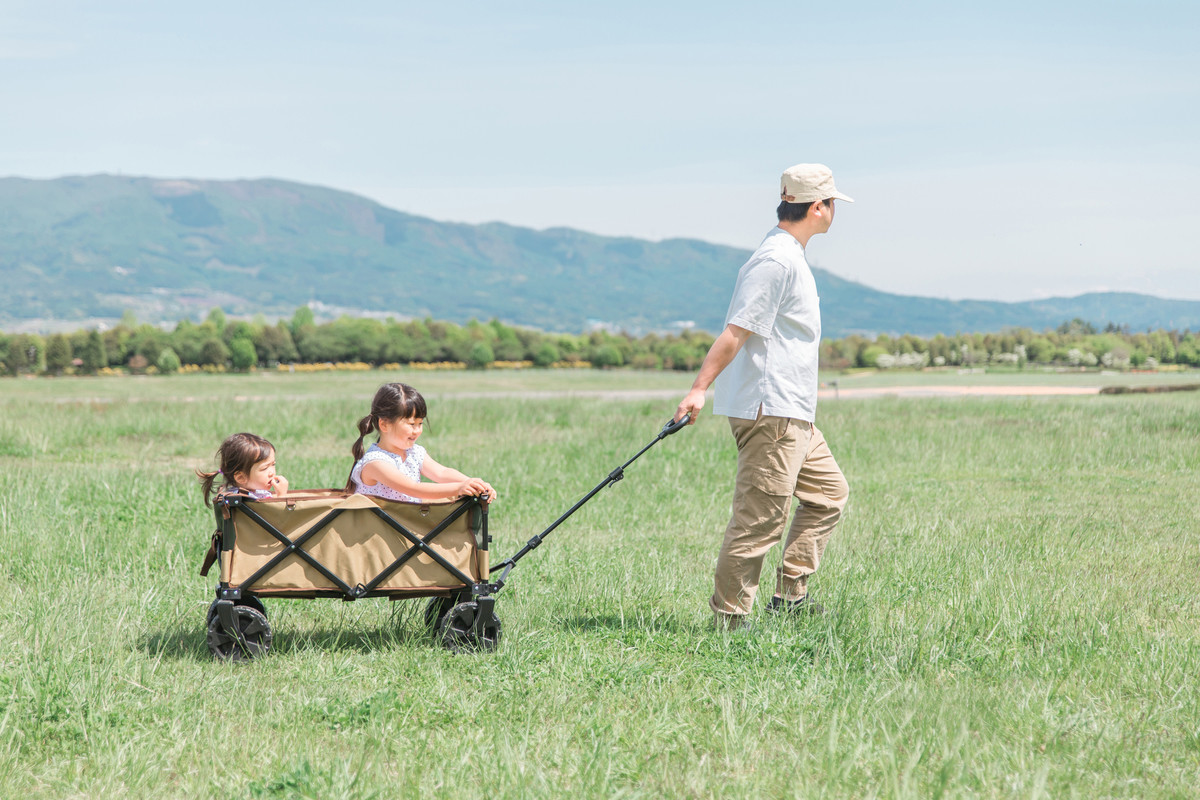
[818,385,1102,399]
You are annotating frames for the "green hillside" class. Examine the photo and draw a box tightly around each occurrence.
[2,175,1198,336]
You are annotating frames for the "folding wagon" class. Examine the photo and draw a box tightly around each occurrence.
[200,415,689,660]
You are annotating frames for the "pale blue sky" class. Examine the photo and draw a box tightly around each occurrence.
[3,1,1198,302]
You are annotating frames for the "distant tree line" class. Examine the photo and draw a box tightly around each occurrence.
[2,311,1198,377]
[824,319,1200,370]
[0,308,715,376]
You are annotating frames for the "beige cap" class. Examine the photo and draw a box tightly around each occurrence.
[780,163,854,204]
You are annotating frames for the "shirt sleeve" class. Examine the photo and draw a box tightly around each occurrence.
[725,258,788,338]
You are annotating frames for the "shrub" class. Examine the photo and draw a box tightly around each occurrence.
[230,338,258,371]
[591,345,623,368]
[157,348,182,374]
[859,345,887,368]
[533,342,561,368]
[466,342,495,369]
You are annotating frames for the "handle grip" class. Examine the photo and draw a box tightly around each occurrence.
[660,413,691,438]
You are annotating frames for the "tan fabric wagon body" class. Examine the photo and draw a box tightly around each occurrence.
[203,490,500,660]
[217,491,489,597]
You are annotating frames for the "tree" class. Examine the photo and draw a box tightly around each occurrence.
[131,324,168,365]
[45,334,72,375]
[255,322,298,364]
[103,325,132,366]
[858,345,888,368]
[466,341,495,369]
[171,320,206,365]
[489,319,525,361]
[290,306,316,336]
[206,307,227,332]
[1024,338,1054,364]
[199,338,230,367]
[223,320,254,346]
[591,344,623,368]
[663,341,701,371]
[79,330,107,374]
[157,348,182,374]
[5,334,30,375]
[230,338,258,371]
[1057,318,1096,336]
[533,342,560,368]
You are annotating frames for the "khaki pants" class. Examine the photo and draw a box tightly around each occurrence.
[711,413,849,617]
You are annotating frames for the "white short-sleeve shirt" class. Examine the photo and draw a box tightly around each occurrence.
[712,226,822,422]
[351,442,427,503]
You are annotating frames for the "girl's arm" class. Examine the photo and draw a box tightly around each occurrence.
[422,455,498,502]
[360,459,492,502]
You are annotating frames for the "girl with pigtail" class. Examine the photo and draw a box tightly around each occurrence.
[347,382,497,504]
[197,432,289,506]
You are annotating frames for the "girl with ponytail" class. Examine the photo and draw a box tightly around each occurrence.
[346,383,497,503]
[197,432,289,506]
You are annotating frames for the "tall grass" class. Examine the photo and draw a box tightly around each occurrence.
[1,372,1197,798]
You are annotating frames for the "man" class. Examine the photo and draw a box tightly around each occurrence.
[674,163,852,630]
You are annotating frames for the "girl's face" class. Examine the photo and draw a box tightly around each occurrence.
[235,449,277,492]
[379,415,424,452]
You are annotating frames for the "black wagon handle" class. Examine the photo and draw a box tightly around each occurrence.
[490,412,691,586]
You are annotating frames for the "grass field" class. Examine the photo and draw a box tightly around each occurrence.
[2,369,1198,798]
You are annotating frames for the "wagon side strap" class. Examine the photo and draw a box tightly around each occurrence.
[235,505,357,596]
[355,501,479,596]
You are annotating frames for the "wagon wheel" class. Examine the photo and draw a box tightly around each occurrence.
[206,594,267,626]
[437,601,502,654]
[423,593,465,631]
[207,605,273,661]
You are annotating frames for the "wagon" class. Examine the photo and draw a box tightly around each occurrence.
[201,415,689,659]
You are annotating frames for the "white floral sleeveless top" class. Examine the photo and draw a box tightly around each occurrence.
[351,443,426,503]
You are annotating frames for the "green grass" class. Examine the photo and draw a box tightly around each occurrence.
[2,371,1198,798]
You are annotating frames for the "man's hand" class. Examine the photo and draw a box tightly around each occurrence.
[675,388,706,424]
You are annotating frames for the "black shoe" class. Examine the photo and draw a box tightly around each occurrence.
[766,594,825,616]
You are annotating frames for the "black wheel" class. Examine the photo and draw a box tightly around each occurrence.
[437,601,502,654]
[206,594,266,627]
[207,605,273,661]
[423,594,464,631]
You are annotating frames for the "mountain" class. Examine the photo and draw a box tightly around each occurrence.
[3,174,1198,337]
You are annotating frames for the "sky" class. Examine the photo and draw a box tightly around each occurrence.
[3,0,1198,302]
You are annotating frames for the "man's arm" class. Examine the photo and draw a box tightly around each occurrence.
[674,323,753,423]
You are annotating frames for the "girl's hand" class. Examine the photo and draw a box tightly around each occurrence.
[457,478,497,502]
[270,475,289,496]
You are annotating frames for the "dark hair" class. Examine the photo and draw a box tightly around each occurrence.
[776,197,832,223]
[197,432,276,507]
[344,383,428,492]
